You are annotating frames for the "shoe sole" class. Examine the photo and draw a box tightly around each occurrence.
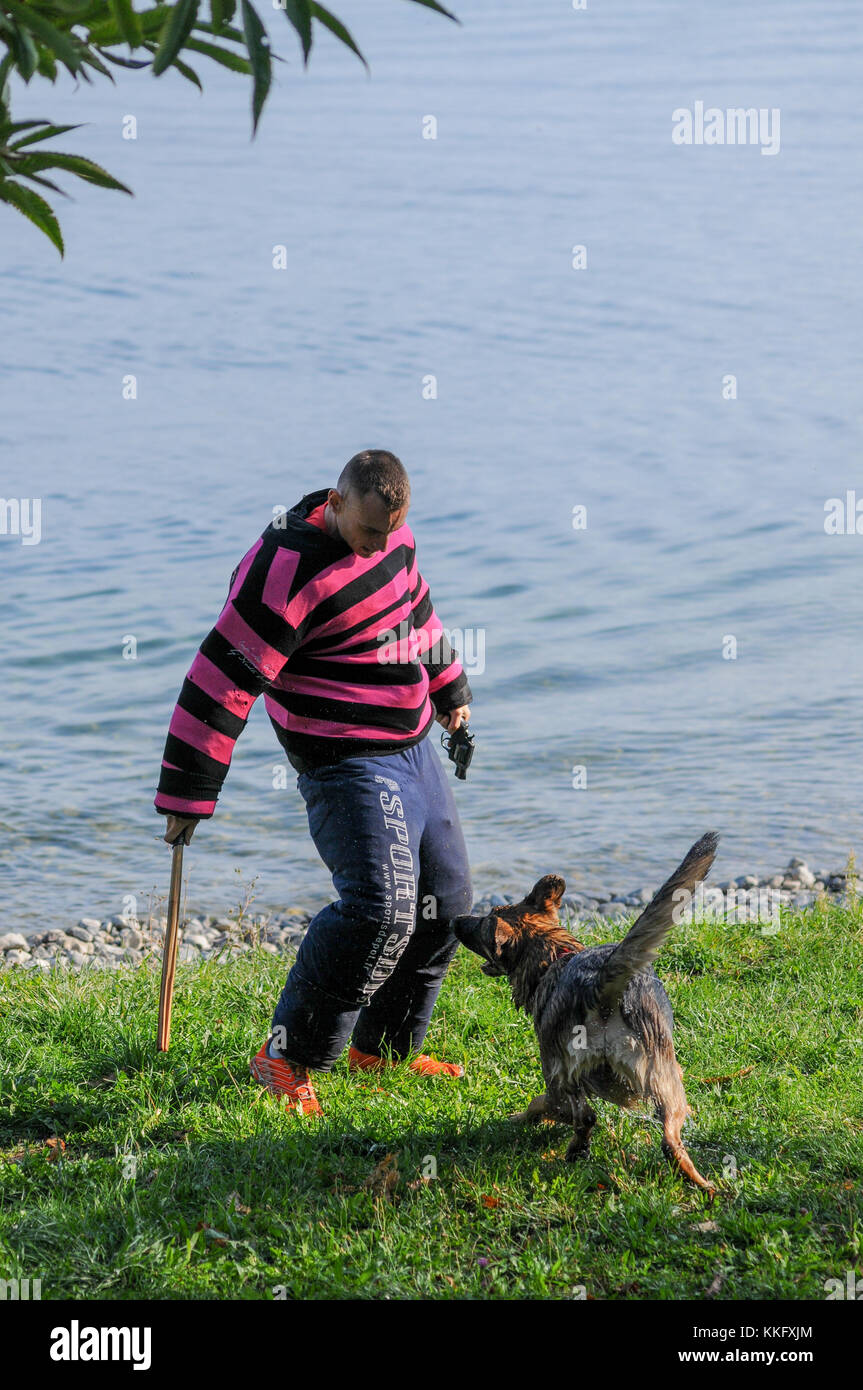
[249,1056,323,1115]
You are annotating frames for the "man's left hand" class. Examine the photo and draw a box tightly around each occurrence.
[436,704,470,732]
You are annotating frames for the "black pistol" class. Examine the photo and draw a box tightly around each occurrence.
[441,720,475,780]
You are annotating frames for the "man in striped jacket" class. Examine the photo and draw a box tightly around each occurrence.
[155,450,473,1115]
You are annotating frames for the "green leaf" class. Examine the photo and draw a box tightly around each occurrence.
[109,0,145,47]
[280,0,312,64]
[80,48,115,79]
[4,119,66,136]
[96,49,153,68]
[36,48,58,82]
[194,19,245,43]
[21,170,70,198]
[172,55,203,89]
[17,152,133,194]
[0,178,64,255]
[184,38,251,73]
[80,17,124,44]
[9,123,84,150]
[3,2,82,75]
[211,0,238,33]
[152,0,200,76]
[90,7,178,43]
[308,3,367,71]
[241,1,271,132]
[10,24,40,82]
[405,0,460,19]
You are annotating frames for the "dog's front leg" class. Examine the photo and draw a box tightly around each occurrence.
[564,1090,597,1161]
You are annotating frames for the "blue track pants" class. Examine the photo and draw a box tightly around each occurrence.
[270,736,473,1069]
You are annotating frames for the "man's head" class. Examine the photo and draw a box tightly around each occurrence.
[326,450,410,556]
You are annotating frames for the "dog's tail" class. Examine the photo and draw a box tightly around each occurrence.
[596,831,719,1008]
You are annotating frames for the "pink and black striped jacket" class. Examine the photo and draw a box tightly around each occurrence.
[154,489,472,819]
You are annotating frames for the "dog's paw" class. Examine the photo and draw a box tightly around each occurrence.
[564,1139,592,1162]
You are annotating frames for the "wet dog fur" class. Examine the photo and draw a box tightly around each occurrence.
[453,832,719,1194]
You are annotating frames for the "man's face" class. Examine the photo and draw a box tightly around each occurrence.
[328,486,409,557]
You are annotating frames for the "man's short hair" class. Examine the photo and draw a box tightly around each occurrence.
[337,450,410,511]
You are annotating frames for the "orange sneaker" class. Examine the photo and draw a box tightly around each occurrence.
[348,1045,464,1078]
[250,1043,323,1116]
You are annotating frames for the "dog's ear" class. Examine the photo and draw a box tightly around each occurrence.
[525,874,566,914]
[494,920,515,955]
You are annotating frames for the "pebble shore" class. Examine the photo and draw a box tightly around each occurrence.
[1,857,859,974]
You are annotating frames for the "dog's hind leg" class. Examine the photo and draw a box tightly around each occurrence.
[654,1065,714,1196]
[564,1091,597,1161]
[510,1078,572,1124]
[510,1092,555,1124]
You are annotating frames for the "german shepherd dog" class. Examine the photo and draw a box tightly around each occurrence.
[453,832,719,1194]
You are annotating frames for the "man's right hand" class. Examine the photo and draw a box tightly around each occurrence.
[163,815,199,845]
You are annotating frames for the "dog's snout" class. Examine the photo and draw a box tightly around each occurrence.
[452,914,477,945]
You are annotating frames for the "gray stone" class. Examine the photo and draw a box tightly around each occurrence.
[796,867,816,888]
[184,934,210,951]
[66,925,94,942]
[4,949,32,965]
[0,933,30,952]
[736,875,759,889]
[119,928,144,950]
[79,918,102,930]
[23,959,51,975]
[67,951,87,969]
[259,942,279,955]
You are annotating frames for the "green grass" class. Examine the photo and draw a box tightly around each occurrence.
[1,900,862,1300]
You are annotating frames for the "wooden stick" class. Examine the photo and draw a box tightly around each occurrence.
[157,838,185,1052]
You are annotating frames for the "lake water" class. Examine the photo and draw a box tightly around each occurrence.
[2,0,862,933]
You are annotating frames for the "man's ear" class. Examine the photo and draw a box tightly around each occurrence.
[525,874,566,914]
[494,920,515,956]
